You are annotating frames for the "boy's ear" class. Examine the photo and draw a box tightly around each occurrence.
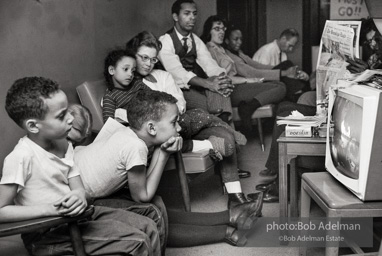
[147,121,157,136]
[172,13,179,22]
[25,119,39,134]
[224,38,229,45]
[108,66,115,75]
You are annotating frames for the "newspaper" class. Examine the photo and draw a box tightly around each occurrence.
[316,20,362,115]
[353,69,382,90]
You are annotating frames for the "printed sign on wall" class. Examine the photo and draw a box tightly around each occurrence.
[330,0,369,20]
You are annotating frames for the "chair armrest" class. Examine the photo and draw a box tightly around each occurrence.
[174,151,191,212]
[0,206,95,237]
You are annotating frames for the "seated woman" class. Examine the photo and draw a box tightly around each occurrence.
[102,47,241,160]
[206,18,310,103]
[73,90,263,248]
[200,15,287,132]
[126,31,264,204]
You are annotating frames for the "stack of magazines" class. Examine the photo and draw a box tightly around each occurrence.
[277,111,327,137]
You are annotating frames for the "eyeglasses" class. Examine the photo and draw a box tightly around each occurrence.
[136,53,159,64]
[212,26,227,32]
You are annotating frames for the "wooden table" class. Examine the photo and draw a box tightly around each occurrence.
[278,132,326,218]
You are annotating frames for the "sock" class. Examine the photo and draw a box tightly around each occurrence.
[233,130,247,145]
[168,224,227,247]
[225,181,242,193]
[191,140,213,152]
[167,209,228,225]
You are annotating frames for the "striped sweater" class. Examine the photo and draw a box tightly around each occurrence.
[102,79,150,123]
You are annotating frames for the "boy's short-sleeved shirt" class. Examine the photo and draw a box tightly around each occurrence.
[74,127,148,198]
[0,136,80,206]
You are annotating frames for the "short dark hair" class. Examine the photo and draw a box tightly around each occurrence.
[224,23,241,46]
[361,18,380,44]
[280,28,299,39]
[126,31,162,55]
[5,77,60,127]
[126,89,177,130]
[200,15,227,43]
[103,48,136,90]
[171,0,196,15]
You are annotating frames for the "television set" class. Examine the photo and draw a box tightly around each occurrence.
[326,84,382,201]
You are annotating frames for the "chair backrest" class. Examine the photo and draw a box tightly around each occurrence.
[76,80,107,132]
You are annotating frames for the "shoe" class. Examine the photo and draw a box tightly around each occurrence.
[245,191,264,217]
[238,169,251,179]
[229,200,261,229]
[259,169,277,178]
[255,181,275,192]
[263,182,279,203]
[228,193,250,209]
[246,191,262,201]
[224,226,247,246]
[208,149,223,162]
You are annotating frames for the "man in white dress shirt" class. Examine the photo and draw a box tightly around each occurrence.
[253,28,299,66]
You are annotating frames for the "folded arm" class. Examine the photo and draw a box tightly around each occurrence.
[128,136,183,203]
[0,184,59,223]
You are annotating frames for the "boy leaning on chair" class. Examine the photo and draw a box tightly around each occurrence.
[0,77,160,255]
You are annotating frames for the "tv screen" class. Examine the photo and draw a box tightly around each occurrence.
[329,93,363,179]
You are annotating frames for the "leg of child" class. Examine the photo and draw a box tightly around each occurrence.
[179,110,234,157]
[83,206,161,255]
[21,206,160,256]
[168,224,229,247]
[180,109,247,146]
[93,191,167,255]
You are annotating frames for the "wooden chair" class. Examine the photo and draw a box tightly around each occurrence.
[299,172,382,256]
[232,104,275,151]
[76,80,215,212]
[0,206,95,256]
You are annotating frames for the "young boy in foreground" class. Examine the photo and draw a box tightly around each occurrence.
[0,77,160,255]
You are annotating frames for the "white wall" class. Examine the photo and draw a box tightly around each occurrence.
[266,0,303,67]
[0,0,216,165]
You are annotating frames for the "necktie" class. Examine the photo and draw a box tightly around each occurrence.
[182,37,188,53]
[279,52,282,64]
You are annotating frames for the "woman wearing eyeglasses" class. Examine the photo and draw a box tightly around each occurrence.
[91,31,265,248]
[126,31,266,197]
[201,15,287,133]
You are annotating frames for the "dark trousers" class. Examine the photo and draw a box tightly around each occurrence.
[22,206,160,256]
[265,101,324,173]
[94,190,168,256]
[274,60,310,102]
